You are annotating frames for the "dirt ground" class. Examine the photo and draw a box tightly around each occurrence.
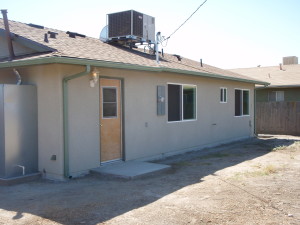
[0,135,300,225]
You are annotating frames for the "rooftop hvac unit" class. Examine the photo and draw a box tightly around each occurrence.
[107,10,155,44]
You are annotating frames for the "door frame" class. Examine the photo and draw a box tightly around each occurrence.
[99,76,125,164]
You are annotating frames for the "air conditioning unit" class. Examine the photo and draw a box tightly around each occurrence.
[107,10,155,43]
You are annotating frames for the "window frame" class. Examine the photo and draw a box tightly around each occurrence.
[220,87,227,103]
[167,83,197,123]
[234,88,250,117]
[101,86,118,119]
[268,91,284,102]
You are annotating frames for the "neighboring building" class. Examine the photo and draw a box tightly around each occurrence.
[231,56,300,103]
[0,17,267,180]
[231,56,300,135]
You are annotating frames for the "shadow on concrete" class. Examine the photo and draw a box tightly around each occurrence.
[0,135,298,225]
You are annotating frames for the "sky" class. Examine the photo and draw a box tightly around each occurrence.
[1,0,300,69]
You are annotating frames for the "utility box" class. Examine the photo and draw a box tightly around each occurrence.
[0,84,38,179]
[108,10,155,43]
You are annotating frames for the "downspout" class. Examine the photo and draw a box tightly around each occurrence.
[1,9,15,60]
[63,65,91,178]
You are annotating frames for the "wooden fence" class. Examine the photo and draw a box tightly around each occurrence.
[256,101,300,135]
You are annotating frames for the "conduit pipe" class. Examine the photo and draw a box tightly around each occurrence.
[13,68,22,85]
[62,65,91,178]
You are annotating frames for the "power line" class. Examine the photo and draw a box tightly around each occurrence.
[166,0,208,40]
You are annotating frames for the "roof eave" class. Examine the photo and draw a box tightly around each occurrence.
[162,67,269,85]
[0,56,269,85]
[0,28,56,52]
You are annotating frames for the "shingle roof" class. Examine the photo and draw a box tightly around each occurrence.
[0,19,267,84]
[230,64,300,87]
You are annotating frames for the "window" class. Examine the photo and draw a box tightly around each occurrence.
[102,87,117,118]
[235,89,249,116]
[220,87,227,103]
[269,91,284,102]
[168,84,196,122]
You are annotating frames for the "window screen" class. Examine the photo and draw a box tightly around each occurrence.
[235,89,242,116]
[235,89,249,116]
[183,86,196,120]
[102,87,117,118]
[243,90,249,115]
[168,84,181,122]
[168,84,196,122]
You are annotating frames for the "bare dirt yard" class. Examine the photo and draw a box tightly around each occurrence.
[0,135,300,225]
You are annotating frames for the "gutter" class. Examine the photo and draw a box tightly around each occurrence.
[62,65,91,178]
[0,56,269,86]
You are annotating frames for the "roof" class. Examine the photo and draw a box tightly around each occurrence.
[230,64,300,88]
[0,18,268,85]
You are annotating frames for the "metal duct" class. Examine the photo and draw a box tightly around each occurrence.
[1,9,15,60]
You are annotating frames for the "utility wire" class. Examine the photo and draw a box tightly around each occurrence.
[166,0,208,40]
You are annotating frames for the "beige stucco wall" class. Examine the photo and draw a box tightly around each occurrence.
[98,68,254,161]
[0,63,255,180]
[67,74,100,177]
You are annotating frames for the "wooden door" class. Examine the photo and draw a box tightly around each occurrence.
[100,78,122,163]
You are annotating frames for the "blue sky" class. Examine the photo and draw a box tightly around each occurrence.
[2,0,300,69]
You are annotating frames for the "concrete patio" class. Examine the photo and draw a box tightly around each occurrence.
[90,161,171,179]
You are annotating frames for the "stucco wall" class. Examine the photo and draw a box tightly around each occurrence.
[67,74,100,177]
[98,68,254,161]
[0,64,255,179]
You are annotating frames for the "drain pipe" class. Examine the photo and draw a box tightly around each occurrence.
[15,165,25,176]
[12,68,22,85]
[1,9,15,60]
[63,65,91,178]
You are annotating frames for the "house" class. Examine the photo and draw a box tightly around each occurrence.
[231,56,300,135]
[0,15,267,180]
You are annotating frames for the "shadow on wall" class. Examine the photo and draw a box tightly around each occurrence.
[0,136,297,225]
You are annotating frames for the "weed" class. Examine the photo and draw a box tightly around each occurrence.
[263,164,277,174]
[232,164,278,180]
[272,145,286,151]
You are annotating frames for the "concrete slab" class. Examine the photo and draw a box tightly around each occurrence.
[0,173,41,186]
[90,161,171,179]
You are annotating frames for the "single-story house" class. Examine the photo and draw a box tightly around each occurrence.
[231,56,300,135]
[0,16,267,180]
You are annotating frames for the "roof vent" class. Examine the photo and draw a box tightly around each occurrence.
[27,23,44,29]
[44,33,48,43]
[48,31,58,38]
[173,54,182,61]
[66,31,86,38]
